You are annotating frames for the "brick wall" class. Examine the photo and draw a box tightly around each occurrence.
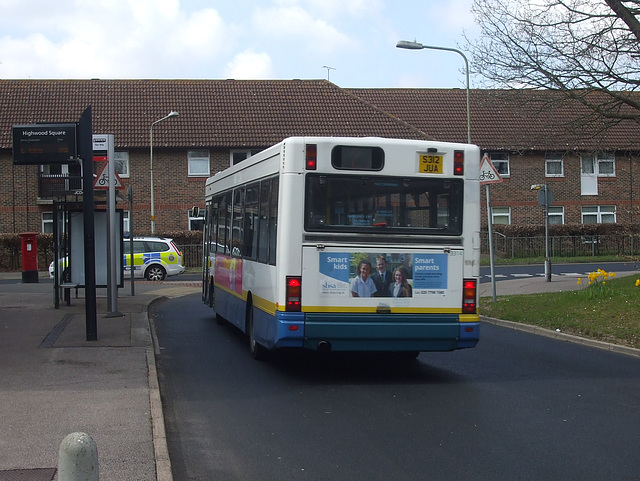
[2,148,639,235]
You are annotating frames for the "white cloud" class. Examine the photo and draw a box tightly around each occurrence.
[424,0,477,32]
[251,5,352,53]
[0,0,229,78]
[225,50,275,79]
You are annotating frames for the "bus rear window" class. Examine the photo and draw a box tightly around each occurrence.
[331,146,384,171]
[305,174,463,235]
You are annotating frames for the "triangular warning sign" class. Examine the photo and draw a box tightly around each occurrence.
[94,162,124,189]
[479,153,503,185]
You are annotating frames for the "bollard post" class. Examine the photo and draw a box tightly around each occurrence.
[58,432,99,481]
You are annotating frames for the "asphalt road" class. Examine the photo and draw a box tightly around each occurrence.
[480,260,638,282]
[152,293,640,481]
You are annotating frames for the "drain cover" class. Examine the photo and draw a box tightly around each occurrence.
[0,469,56,481]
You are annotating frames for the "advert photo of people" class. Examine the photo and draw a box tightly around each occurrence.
[350,254,412,298]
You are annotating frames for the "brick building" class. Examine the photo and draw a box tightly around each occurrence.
[1,80,638,234]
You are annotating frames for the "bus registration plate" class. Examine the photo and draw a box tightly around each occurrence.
[419,154,443,174]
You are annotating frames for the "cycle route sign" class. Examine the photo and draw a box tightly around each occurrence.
[479,153,503,185]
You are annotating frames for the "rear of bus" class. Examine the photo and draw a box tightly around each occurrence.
[277,137,481,353]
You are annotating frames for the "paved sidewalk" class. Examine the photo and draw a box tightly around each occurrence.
[0,272,199,481]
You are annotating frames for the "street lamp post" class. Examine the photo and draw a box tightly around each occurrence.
[396,40,471,143]
[531,184,552,282]
[150,111,179,234]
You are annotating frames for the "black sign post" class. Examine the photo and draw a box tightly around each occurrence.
[12,111,97,340]
[78,107,98,340]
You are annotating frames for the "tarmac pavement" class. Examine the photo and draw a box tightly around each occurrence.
[0,268,637,481]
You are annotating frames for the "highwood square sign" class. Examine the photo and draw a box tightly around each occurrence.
[12,123,77,165]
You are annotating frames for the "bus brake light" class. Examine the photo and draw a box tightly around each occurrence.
[454,150,464,175]
[286,276,302,311]
[306,144,317,170]
[462,278,477,314]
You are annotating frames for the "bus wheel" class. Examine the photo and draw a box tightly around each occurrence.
[247,302,266,360]
[208,281,214,308]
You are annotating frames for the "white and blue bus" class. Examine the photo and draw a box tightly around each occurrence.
[202,137,481,358]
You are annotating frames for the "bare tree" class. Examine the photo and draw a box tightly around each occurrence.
[466,0,640,126]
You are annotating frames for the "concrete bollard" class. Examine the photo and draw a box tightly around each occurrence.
[58,432,99,481]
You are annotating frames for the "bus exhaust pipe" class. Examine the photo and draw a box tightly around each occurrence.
[317,341,332,352]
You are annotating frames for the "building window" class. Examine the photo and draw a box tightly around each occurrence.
[597,153,615,176]
[547,206,564,225]
[545,153,563,177]
[490,153,510,177]
[42,212,53,233]
[582,205,616,224]
[581,153,615,177]
[188,208,204,231]
[188,150,210,177]
[122,210,130,235]
[114,151,130,178]
[491,206,511,225]
[230,149,262,166]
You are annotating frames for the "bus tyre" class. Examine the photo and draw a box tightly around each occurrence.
[247,303,266,360]
[208,281,214,308]
[145,265,166,281]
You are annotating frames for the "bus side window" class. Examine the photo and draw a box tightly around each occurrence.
[258,179,270,264]
[243,183,260,259]
[218,193,231,255]
[268,177,278,265]
[232,187,245,257]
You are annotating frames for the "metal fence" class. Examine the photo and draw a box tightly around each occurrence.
[178,244,204,268]
[481,233,640,259]
[178,235,640,269]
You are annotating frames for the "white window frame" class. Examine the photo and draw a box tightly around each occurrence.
[490,153,510,177]
[122,210,130,235]
[597,153,615,177]
[582,205,616,224]
[491,206,511,225]
[114,151,130,178]
[545,153,564,177]
[547,206,564,225]
[42,212,54,233]
[230,149,262,167]
[188,208,205,231]
[581,153,615,177]
[188,150,210,177]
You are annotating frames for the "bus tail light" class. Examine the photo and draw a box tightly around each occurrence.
[453,150,464,175]
[286,276,302,311]
[462,278,477,314]
[306,144,317,170]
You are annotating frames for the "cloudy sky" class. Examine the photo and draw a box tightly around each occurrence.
[0,0,480,88]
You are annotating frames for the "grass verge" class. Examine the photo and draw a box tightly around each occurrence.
[479,273,640,349]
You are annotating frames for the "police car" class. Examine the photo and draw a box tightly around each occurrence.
[49,236,185,281]
[123,236,185,281]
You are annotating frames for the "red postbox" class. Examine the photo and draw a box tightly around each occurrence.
[19,232,39,283]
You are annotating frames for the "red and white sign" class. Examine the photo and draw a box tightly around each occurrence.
[94,162,124,190]
[479,154,503,185]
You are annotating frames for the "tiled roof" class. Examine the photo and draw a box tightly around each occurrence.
[2,80,638,152]
[0,79,429,150]
[348,88,640,151]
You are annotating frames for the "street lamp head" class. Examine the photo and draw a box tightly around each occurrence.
[153,111,179,126]
[396,40,424,50]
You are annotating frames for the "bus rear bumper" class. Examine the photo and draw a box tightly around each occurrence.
[300,313,473,352]
[457,322,480,349]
